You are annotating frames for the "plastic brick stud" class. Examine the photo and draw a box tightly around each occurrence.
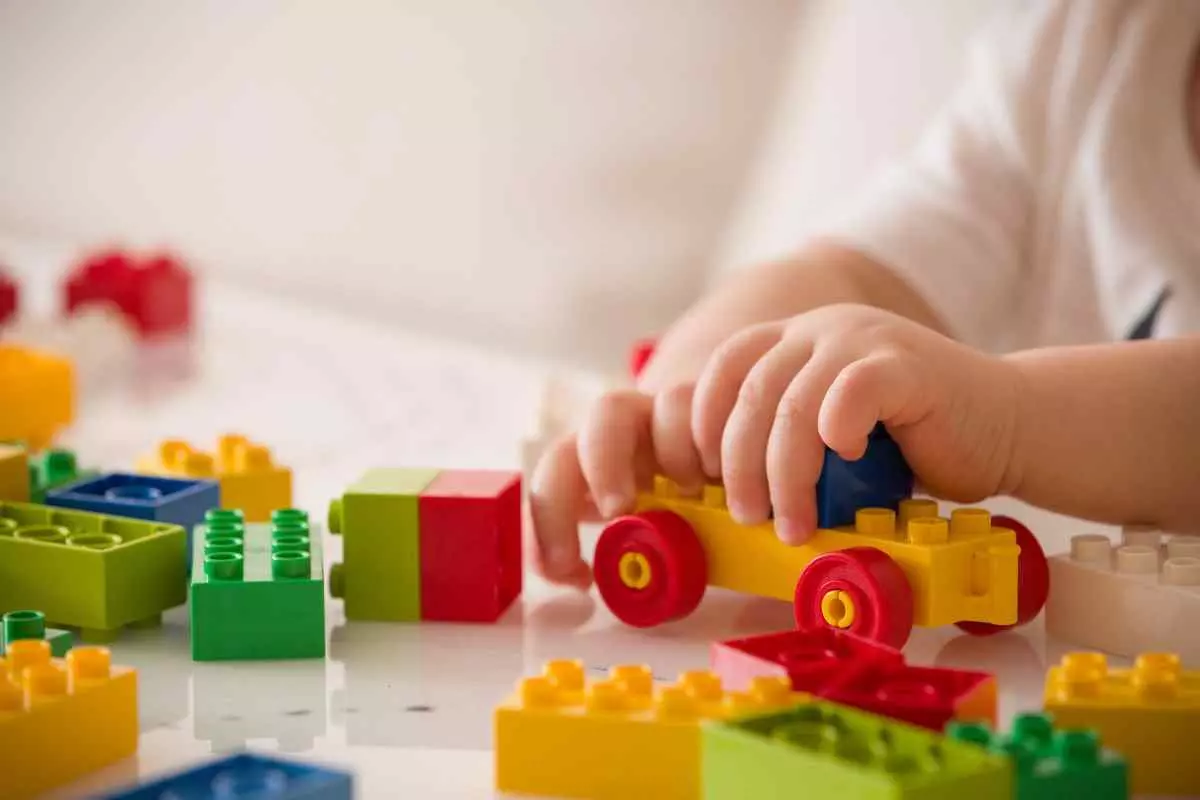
[63,248,193,338]
[417,469,522,622]
[0,344,74,450]
[46,471,219,563]
[0,501,187,641]
[1046,527,1200,666]
[328,468,441,621]
[703,697,1011,799]
[136,434,292,522]
[495,660,808,799]
[0,443,28,502]
[711,627,996,730]
[29,447,99,503]
[1044,651,1200,796]
[190,510,325,660]
[0,642,138,798]
[1,610,73,657]
[97,752,353,800]
[947,711,1128,799]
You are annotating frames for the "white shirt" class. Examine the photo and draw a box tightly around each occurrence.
[829,0,1200,351]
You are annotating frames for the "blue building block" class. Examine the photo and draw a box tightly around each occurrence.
[98,752,353,799]
[46,472,219,562]
[816,423,913,529]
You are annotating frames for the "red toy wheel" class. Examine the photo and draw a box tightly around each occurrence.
[594,510,707,627]
[956,515,1050,636]
[793,548,914,649]
[628,338,657,380]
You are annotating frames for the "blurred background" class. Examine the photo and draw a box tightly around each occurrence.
[0,0,998,372]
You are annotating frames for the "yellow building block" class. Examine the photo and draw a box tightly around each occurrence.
[0,345,74,450]
[137,434,292,522]
[1044,651,1200,796]
[0,444,28,502]
[0,640,138,798]
[635,478,1019,628]
[494,659,807,799]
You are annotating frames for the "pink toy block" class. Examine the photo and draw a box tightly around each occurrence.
[1046,526,1200,666]
[418,469,522,622]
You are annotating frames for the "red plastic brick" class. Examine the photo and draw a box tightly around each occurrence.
[63,249,193,338]
[417,469,522,622]
[0,271,16,326]
[710,627,997,730]
[629,338,656,380]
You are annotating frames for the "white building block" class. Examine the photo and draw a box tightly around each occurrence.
[1046,526,1200,666]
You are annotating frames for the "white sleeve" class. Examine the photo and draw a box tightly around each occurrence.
[823,1,1063,349]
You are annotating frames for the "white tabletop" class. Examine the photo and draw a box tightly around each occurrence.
[15,276,1123,799]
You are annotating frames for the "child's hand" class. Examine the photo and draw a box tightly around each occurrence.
[530,303,1021,586]
[693,303,1020,543]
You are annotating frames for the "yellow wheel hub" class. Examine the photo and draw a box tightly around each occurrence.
[820,589,856,629]
[618,552,652,590]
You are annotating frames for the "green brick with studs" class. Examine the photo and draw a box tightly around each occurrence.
[189,508,325,660]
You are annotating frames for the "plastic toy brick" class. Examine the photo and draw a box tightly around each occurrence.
[0,641,138,798]
[0,271,16,326]
[1,610,72,657]
[28,447,99,503]
[596,476,1031,648]
[1043,651,1200,796]
[703,697,1011,800]
[64,248,193,338]
[97,752,353,800]
[418,469,522,622]
[0,344,74,450]
[0,443,28,502]
[948,711,1128,800]
[712,627,997,730]
[1046,526,1200,666]
[328,467,440,621]
[190,509,325,660]
[816,424,915,529]
[137,434,292,523]
[46,472,219,561]
[0,501,187,641]
[494,659,808,799]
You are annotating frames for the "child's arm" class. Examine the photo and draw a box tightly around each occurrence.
[1005,337,1200,534]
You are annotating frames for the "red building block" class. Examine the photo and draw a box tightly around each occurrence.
[418,469,522,622]
[64,249,193,338]
[711,627,996,730]
[0,271,16,326]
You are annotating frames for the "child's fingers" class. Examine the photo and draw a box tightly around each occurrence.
[692,323,783,479]
[818,351,921,458]
[765,351,853,544]
[529,434,594,588]
[652,383,705,493]
[576,390,653,519]
[720,340,814,524]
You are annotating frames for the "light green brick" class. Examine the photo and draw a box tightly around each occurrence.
[0,501,187,642]
[328,467,440,621]
[703,699,1012,800]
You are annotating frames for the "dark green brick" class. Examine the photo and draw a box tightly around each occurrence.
[190,509,325,661]
[1,609,72,656]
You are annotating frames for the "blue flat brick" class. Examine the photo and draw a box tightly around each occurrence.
[99,753,353,799]
[816,423,913,529]
[46,472,219,562]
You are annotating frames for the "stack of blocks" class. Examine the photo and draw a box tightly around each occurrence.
[136,434,292,522]
[0,501,186,641]
[0,640,138,798]
[328,467,522,623]
[190,508,325,660]
[1,609,72,657]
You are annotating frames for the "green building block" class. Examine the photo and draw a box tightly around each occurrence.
[0,609,73,656]
[191,509,325,660]
[947,712,1128,800]
[328,467,440,621]
[0,501,186,642]
[27,448,99,503]
[703,699,1012,800]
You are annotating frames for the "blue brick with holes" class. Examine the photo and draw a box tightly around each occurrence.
[98,752,353,799]
[46,472,218,564]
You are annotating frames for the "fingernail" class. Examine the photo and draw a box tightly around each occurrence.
[776,517,809,545]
